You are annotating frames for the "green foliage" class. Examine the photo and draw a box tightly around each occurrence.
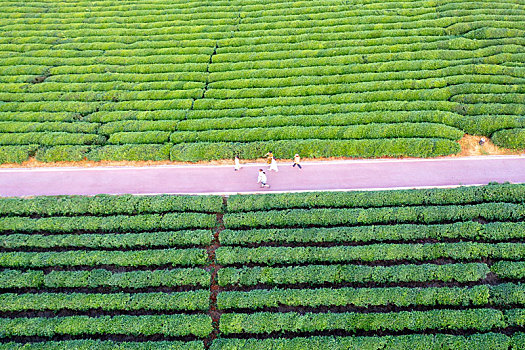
[216,243,525,266]
[178,111,463,130]
[0,121,99,133]
[218,286,490,310]
[0,194,223,215]
[226,184,525,212]
[43,268,210,288]
[0,270,44,288]
[219,309,505,334]
[35,145,90,162]
[505,309,525,327]
[456,115,525,136]
[0,0,522,167]
[210,334,510,350]
[220,222,525,245]
[218,263,489,287]
[88,110,187,123]
[0,145,37,163]
[490,283,525,305]
[223,203,525,229]
[185,101,457,121]
[0,291,210,311]
[0,213,216,232]
[86,144,171,161]
[218,283,525,310]
[513,333,525,350]
[108,131,171,144]
[170,123,464,143]
[2,2,525,346]
[99,120,178,135]
[492,128,525,150]
[0,112,75,123]
[0,341,204,350]
[0,314,213,338]
[0,132,103,146]
[491,261,525,279]
[0,248,208,268]
[0,230,212,249]
[171,138,460,161]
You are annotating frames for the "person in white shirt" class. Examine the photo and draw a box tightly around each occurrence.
[257,169,270,188]
[269,157,279,172]
[234,155,241,171]
[292,154,302,169]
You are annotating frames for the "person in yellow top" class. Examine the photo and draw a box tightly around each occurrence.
[265,151,273,165]
[293,154,302,169]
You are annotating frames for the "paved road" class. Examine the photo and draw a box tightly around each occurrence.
[1,156,524,197]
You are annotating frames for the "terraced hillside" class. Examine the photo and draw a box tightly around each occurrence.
[1,184,525,349]
[0,0,524,163]
[215,185,525,349]
[0,195,223,349]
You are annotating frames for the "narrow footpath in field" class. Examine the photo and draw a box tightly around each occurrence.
[1,155,525,197]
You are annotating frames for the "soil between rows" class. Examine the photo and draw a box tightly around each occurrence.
[204,207,226,349]
[223,200,525,213]
[0,244,210,252]
[217,303,519,315]
[0,334,202,344]
[0,285,208,294]
[220,217,525,231]
[0,227,212,236]
[220,236,525,247]
[218,274,520,292]
[219,257,494,268]
[0,216,521,237]
[8,263,210,273]
[2,256,504,273]
[2,195,525,346]
[0,209,220,219]
[217,327,524,340]
[0,309,206,318]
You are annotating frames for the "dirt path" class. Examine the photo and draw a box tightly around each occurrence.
[1,155,524,197]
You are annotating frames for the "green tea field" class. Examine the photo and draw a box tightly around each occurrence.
[1,184,525,348]
[0,194,223,349]
[0,0,524,163]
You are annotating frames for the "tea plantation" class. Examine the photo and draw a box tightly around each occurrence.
[0,0,524,163]
[1,184,525,348]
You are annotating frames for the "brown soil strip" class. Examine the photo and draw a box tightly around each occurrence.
[455,135,522,157]
[220,237,525,248]
[0,245,209,253]
[203,199,226,349]
[1,303,518,320]
[0,228,207,236]
[219,274,517,292]
[225,200,525,214]
[219,303,514,315]
[217,327,522,340]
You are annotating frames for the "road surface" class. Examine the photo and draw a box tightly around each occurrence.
[1,156,524,197]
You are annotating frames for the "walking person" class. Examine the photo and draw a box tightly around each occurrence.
[257,169,270,188]
[234,155,241,171]
[292,154,302,169]
[265,151,273,165]
[269,156,279,172]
